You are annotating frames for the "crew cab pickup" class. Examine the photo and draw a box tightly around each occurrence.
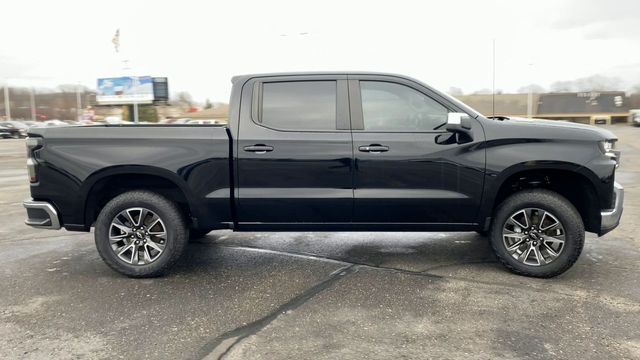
[23,72,623,278]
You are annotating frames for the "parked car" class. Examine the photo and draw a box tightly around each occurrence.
[77,120,98,126]
[23,72,623,279]
[186,119,221,125]
[43,120,68,127]
[0,121,28,138]
[171,118,192,124]
[20,120,39,127]
[0,126,12,139]
[630,109,640,126]
[103,116,123,124]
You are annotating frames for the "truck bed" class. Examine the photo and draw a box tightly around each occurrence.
[28,125,233,231]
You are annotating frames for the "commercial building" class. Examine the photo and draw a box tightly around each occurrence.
[457,91,632,125]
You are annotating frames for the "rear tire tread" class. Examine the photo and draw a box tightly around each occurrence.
[94,190,188,278]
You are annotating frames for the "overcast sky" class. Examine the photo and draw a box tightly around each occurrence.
[1,0,639,102]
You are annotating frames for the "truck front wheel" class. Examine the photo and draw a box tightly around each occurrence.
[94,190,188,277]
[489,189,585,278]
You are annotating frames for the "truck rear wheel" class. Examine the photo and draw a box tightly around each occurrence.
[489,189,584,278]
[94,190,188,278]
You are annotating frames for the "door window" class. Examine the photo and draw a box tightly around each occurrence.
[360,81,448,131]
[260,81,337,130]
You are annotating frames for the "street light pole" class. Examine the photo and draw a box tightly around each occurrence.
[3,79,10,120]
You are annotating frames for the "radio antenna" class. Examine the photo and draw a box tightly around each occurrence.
[492,38,496,118]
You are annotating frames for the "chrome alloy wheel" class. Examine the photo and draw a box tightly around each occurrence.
[502,208,565,266]
[109,207,167,265]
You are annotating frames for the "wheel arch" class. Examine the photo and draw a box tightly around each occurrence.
[81,166,198,229]
[482,161,602,233]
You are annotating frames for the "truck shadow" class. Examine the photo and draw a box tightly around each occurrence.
[184,231,498,275]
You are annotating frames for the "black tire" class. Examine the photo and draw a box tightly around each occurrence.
[95,190,188,278]
[475,230,489,237]
[189,229,210,241]
[489,189,584,278]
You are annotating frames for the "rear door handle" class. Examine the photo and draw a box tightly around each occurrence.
[358,144,389,153]
[243,144,274,154]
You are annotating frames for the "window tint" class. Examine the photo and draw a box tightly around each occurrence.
[260,81,336,130]
[360,81,448,131]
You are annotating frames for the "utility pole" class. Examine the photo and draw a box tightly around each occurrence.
[492,39,496,118]
[76,83,82,121]
[527,63,534,119]
[30,87,36,121]
[527,86,533,119]
[132,76,139,123]
[3,79,10,120]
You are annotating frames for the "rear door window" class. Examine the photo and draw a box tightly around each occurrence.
[259,81,337,131]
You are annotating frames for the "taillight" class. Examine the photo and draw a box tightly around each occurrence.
[25,137,42,183]
[27,158,38,183]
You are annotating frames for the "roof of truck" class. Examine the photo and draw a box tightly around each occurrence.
[231,71,423,84]
[230,72,482,118]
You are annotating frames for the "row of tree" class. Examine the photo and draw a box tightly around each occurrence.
[0,85,95,120]
[448,74,640,96]
[4,75,637,120]
[0,85,204,121]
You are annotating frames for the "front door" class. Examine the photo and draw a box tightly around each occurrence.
[349,76,486,225]
[236,75,353,225]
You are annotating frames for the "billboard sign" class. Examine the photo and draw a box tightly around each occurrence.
[96,76,154,105]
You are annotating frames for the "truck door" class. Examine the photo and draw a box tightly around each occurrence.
[236,75,353,225]
[349,75,485,225]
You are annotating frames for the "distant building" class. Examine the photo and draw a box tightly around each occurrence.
[457,91,632,125]
[630,94,640,109]
[455,94,535,118]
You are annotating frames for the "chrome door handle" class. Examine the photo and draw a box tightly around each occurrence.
[358,145,389,153]
[243,144,274,154]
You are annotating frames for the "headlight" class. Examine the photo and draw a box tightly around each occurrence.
[600,140,615,154]
[599,139,620,167]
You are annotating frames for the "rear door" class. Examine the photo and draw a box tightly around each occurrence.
[236,75,354,225]
[349,75,486,225]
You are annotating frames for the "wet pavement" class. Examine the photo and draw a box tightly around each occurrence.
[0,125,639,359]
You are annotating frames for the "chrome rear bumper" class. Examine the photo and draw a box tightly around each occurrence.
[600,182,623,235]
[23,199,61,230]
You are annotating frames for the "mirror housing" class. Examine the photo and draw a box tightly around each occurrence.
[442,112,473,144]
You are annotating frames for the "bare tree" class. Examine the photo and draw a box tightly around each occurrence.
[173,91,194,108]
[550,74,622,92]
[447,87,463,96]
[517,84,546,94]
[473,88,494,95]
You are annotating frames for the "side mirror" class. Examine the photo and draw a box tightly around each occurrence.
[443,112,473,144]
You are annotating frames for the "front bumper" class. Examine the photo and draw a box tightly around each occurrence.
[23,199,61,230]
[600,182,624,235]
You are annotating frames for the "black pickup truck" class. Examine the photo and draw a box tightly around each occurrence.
[23,72,623,278]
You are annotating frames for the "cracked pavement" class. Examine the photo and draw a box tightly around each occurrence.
[0,125,639,359]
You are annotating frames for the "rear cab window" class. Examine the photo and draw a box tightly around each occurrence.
[256,81,337,131]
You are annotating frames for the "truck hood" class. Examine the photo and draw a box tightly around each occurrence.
[497,116,617,141]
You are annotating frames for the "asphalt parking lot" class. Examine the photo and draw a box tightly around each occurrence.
[1,125,639,360]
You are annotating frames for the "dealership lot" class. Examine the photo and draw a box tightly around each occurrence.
[0,125,639,359]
